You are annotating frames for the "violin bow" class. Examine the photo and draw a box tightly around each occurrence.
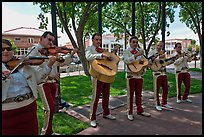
[10,47,36,74]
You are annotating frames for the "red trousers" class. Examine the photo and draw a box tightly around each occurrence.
[42,82,57,135]
[176,72,190,100]
[90,79,110,121]
[126,78,144,115]
[153,75,168,106]
[2,101,38,135]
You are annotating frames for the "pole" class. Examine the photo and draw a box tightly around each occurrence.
[98,2,102,35]
[132,2,135,36]
[194,54,197,68]
[51,2,58,46]
[161,2,166,50]
[51,2,69,111]
[124,22,127,71]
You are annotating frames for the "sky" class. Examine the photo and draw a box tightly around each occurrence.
[2,2,199,45]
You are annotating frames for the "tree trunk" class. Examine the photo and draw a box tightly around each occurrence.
[78,54,90,76]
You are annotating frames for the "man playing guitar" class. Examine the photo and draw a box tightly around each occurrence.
[123,36,151,121]
[148,41,174,111]
[173,42,192,104]
[85,33,119,128]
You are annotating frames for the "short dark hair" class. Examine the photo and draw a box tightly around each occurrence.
[41,31,55,38]
[92,33,101,40]
[129,36,138,43]
[2,39,12,48]
[174,42,181,49]
[156,41,164,46]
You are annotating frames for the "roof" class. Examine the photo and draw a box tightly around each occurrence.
[3,27,46,36]
[165,38,191,42]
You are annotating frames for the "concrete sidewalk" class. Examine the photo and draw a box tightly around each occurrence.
[59,63,202,135]
[76,92,202,135]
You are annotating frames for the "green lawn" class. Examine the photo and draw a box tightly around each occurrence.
[189,68,202,72]
[36,69,202,135]
[36,98,89,135]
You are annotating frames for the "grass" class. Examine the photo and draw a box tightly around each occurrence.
[36,69,202,135]
[60,75,92,106]
[189,68,202,72]
[36,97,89,135]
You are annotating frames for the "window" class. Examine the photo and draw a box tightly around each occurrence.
[15,37,21,42]
[28,38,34,43]
[16,48,29,57]
[102,44,109,51]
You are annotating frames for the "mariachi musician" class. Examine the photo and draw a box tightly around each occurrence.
[85,33,119,128]
[2,39,56,135]
[173,42,192,104]
[122,36,151,121]
[28,31,78,135]
[148,41,174,111]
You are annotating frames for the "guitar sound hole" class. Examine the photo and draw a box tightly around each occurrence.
[98,63,112,70]
[139,61,144,64]
[107,57,113,61]
[160,60,164,64]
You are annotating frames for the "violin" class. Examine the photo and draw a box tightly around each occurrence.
[6,56,65,70]
[6,56,46,70]
[39,46,73,56]
[28,56,65,63]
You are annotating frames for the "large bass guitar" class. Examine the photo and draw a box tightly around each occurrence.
[89,51,120,83]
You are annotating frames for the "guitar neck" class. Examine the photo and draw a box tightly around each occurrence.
[165,55,177,62]
[28,56,49,59]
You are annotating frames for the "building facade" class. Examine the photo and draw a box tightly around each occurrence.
[2,27,45,57]
[165,38,192,56]
[2,28,192,58]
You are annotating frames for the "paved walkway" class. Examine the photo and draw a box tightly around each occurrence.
[166,68,202,80]
[76,93,202,135]
[59,64,202,135]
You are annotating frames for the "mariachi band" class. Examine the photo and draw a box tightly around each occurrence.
[2,33,194,134]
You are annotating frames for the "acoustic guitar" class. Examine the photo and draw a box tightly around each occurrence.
[89,51,120,83]
[150,50,197,72]
[149,55,178,71]
[181,50,197,60]
[127,55,149,74]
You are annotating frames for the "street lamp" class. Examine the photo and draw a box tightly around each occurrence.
[123,14,129,71]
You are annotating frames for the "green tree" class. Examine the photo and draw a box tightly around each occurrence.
[33,2,108,75]
[34,2,179,74]
[178,2,202,68]
[190,39,196,45]
[102,2,177,56]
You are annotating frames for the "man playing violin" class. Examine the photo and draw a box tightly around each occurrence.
[85,33,119,128]
[2,39,56,135]
[28,31,78,135]
[122,36,151,121]
[148,41,173,111]
[173,42,192,104]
